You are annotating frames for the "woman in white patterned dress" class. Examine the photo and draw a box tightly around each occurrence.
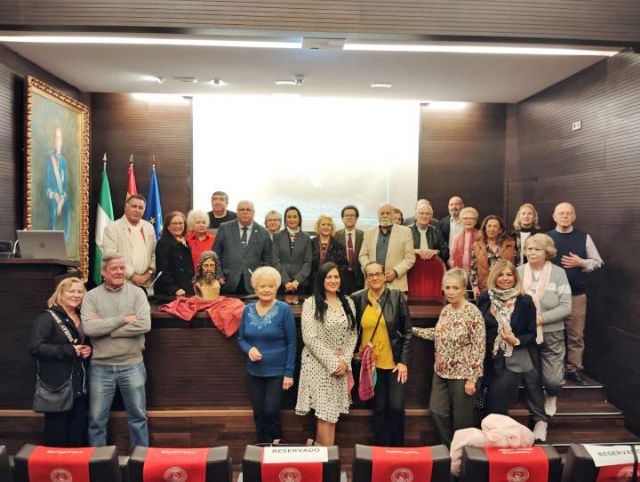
[295,262,358,446]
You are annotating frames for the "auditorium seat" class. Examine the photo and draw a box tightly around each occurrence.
[562,443,640,482]
[460,445,562,482]
[0,446,11,482]
[128,446,231,482]
[408,256,446,300]
[241,444,341,482]
[352,444,451,482]
[13,444,120,482]
[118,456,129,482]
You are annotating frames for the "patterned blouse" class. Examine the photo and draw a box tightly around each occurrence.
[413,302,485,381]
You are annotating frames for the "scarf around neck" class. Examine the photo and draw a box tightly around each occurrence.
[488,287,519,357]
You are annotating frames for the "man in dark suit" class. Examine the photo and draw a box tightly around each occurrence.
[334,205,365,294]
[213,200,272,294]
[439,195,465,247]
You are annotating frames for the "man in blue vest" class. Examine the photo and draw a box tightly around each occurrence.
[547,202,603,385]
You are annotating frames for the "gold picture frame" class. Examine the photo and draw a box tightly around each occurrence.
[24,76,90,279]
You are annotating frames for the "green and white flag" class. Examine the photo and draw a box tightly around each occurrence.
[92,162,114,285]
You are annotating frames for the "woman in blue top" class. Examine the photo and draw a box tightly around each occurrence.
[237,266,297,443]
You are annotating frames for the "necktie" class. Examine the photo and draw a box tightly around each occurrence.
[241,226,248,246]
[347,233,354,266]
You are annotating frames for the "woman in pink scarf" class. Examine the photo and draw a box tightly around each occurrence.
[449,206,481,276]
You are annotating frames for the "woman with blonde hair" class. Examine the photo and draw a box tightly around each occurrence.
[310,214,348,290]
[413,268,485,446]
[518,234,571,432]
[448,207,481,275]
[29,276,91,446]
[477,260,547,440]
[511,203,541,266]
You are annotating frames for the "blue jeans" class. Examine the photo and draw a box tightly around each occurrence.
[89,362,149,448]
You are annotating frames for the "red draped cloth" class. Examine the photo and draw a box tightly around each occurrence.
[407,256,446,299]
[160,296,245,337]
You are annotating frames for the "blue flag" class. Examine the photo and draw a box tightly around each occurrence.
[144,164,163,240]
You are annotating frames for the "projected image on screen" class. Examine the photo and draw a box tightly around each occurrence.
[193,96,420,231]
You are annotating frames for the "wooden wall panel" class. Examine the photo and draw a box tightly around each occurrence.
[1,1,639,44]
[0,46,82,242]
[90,93,192,239]
[505,50,640,432]
[418,103,507,221]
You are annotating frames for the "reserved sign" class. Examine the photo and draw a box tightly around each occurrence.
[262,446,329,464]
[582,444,640,467]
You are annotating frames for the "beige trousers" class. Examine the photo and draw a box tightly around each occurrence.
[565,293,587,373]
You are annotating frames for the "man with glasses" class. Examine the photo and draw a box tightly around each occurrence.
[359,203,416,294]
[334,205,365,294]
[213,200,272,294]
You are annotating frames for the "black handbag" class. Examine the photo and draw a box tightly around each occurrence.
[32,363,74,413]
[32,310,77,413]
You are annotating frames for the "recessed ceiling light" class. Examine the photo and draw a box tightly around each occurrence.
[142,75,165,84]
[208,79,226,86]
[344,42,619,57]
[272,93,302,98]
[174,76,198,83]
[0,34,301,49]
[275,80,298,86]
[371,83,393,88]
[131,93,190,103]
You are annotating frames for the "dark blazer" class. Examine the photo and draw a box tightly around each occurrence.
[334,228,365,292]
[477,292,537,358]
[511,228,542,266]
[28,305,89,399]
[350,287,412,365]
[214,220,272,294]
[439,214,452,242]
[272,230,313,288]
[310,236,348,290]
[155,234,195,296]
[410,223,450,262]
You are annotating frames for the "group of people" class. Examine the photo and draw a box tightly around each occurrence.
[29,190,602,450]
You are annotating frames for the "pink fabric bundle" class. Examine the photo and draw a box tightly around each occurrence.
[159,296,245,337]
[450,414,535,476]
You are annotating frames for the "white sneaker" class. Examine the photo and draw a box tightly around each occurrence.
[544,395,557,417]
[533,421,548,442]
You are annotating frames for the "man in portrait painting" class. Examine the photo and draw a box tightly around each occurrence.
[45,126,70,244]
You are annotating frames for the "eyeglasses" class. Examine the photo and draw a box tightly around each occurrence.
[366,271,384,279]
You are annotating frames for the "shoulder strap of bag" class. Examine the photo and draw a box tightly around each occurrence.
[365,291,388,346]
[37,310,77,380]
[47,309,78,344]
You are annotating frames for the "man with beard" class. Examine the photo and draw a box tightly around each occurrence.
[193,251,222,300]
[440,196,465,247]
[359,203,415,293]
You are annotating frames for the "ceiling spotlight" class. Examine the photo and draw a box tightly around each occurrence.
[370,82,393,88]
[208,79,226,86]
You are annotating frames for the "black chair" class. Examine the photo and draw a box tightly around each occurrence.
[460,445,562,482]
[13,444,120,482]
[562,443,640,482]
[352,444,451,482]
[128,446,231,482]
[241,444,341,482]
[0,446,11,482]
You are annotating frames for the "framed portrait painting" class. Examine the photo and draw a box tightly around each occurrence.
[24,76,90,279]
